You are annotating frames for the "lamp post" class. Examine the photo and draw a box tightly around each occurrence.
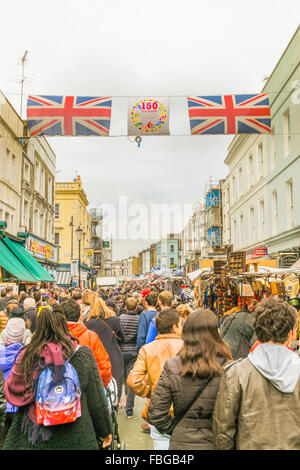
[69,216,74,286]
[76,226,83,288]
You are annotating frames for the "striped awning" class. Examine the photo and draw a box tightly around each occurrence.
[55,271,71,286]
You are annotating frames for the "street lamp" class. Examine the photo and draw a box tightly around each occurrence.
[76,226,83,288]
[69,216,74,285]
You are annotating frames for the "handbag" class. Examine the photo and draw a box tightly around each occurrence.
[172,377,212,432]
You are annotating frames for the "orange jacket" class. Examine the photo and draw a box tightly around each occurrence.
[67,322,111,388]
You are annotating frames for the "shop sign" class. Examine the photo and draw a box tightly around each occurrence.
[254,247,268,257]
[27,235,58,262]
[279,254,298,269]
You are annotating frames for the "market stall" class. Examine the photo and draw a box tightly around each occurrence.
[191,264,300,317]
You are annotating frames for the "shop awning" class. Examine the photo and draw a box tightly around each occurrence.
[0,239,38,282]
[55,271,71,286]
[2,237,55,282]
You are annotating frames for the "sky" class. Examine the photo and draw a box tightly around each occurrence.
[1,0,299,260]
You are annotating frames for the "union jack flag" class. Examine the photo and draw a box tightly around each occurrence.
[187,94,271,135]
[27,95,112,136]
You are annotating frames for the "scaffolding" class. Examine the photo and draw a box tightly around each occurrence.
[204,178,224,248]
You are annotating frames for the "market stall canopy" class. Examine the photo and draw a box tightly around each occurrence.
[187,268,213,283]
[55,271,71,286]
[0,239,38,282]
[2,237,54,282]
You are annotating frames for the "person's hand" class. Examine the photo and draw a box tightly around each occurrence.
[101,434,112,448]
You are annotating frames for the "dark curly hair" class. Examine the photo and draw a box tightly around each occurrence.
[253,298,298,344]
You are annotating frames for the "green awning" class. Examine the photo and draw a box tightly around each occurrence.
[2,237,55,282]
[0,239,39,282]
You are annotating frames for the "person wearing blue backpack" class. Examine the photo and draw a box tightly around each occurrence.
[0,317,30,447]
[3,307,112,450]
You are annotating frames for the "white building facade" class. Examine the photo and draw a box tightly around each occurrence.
[224,26,300,262]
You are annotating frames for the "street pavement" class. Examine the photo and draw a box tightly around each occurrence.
[117,394,153,450]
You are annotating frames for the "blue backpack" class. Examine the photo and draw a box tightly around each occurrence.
[36,347,81,426]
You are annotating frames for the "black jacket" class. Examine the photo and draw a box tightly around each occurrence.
[0,297,9,312]
[147,355,226,450]
[85,317,124,382]
[24,307,38,333]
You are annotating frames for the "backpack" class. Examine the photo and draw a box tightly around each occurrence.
[36,346,81,426]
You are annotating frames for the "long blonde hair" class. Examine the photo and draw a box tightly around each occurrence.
[83,289,115,321]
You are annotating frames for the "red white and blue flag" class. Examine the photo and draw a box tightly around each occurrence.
[187,94,271,135]
[27,95,112,136]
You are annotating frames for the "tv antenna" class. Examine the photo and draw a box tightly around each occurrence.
[9,50,34,118]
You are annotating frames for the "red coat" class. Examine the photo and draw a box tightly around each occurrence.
[67,322,111,388]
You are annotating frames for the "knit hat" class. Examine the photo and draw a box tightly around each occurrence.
[7,297,18,306]
[9,307,26,320]
[141,288,150,299]
[5,318,26,344]
[23,297,36,310]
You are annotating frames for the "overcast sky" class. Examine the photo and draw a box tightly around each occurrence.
[1,0,299,260]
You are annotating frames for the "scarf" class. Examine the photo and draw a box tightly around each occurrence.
[4,341,77,446]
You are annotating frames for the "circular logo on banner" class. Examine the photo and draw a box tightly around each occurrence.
[131,99,167,133]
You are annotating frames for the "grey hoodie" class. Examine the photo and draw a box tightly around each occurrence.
[248,343,300,393]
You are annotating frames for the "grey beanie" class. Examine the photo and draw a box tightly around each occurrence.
[5,318,26,344]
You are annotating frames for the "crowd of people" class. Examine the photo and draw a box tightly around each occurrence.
[0,279,299,450]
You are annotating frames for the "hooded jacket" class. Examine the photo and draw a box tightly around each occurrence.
[127,334,183,420]
[67,322,111,388]
[0,342,24,413]
[213,343,300,450]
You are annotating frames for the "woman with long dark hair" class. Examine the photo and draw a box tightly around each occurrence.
[3,307,112,450]
[84,291,125,404]
[147,309,233,450]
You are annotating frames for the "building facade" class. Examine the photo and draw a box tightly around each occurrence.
[54,175,91,286]
[224,26,300,265]
[0,91,24,235]
[0,91,57,277]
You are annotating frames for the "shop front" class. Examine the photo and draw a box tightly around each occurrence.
[0,226,55,291]
[26,234,58,279]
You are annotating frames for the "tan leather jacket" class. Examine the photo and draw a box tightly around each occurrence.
[127,334,183,418]
[213,357,300,450]
[0,311,8,332]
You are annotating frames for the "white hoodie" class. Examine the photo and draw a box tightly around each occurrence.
[248,343,300,393]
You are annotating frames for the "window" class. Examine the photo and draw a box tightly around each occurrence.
[259,200,265,241]
[34,161,40,191]
[170,257,175,267]
[34,209,39,235]
[270,129,276,170]
[40,167,45,198]
[55,232,60,245]
[239,214,244,248]
[249,207,255,244]
[48,177,52,204]
[40,213,44,238]
[286,179,293,229]
[272,191,278,235]
[170,244,174,253]
[248,154,254,187]
[233,219,237,248]
[257,142,264,178]
[55,203,60,219]
[23,200,29,229]
[238,167,243,197]
[283,108,291,157]
[24,162,30,182]
[231,176,236,202]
